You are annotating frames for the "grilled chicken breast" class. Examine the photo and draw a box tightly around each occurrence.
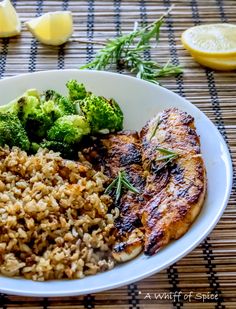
[140,108,206,255]
[83,108,206,260]
[82,132,146,261]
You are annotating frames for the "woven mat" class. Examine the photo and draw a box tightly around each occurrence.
[0,0,236,308]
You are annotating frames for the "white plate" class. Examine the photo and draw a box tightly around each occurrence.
[0,70,232,297]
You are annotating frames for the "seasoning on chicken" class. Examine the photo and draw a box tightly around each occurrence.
[82,131,146,262]
[140,108,206,255]
[83,108,207,261]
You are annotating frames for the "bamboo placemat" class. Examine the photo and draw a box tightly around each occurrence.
[0,0,236,308]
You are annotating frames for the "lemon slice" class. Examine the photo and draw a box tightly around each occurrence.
[181,24,236,57]
[25,11,73,46]
[0,0,21,38]
[191,53,236,71]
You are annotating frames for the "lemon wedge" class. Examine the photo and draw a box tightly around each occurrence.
[25,11,73,46]
[0,0,21,38]
[181,24,236,57]
[190,52,236,71]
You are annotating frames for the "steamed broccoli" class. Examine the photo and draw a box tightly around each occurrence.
[31,140,77,159]
[22,89,77,140]
[42,90,76,119]
[17,94,52,141]
[0,82,124,154]
[0,89,51,141]
[66,80,124,133]
[78,94,123,134]
[0,113,30,151]
[66,80,87,102]
[0,89,40,115]
[0,89,77,142]
[47,115,91,144]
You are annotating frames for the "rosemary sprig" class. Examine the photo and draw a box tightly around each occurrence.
[80,6,182,84]
[156,147,178,157]
[104,171,140,203]
[147,147,179,172]
[155,147,179,170]
[149,116,161,140]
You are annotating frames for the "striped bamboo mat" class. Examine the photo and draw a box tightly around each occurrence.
[0,0,236,308]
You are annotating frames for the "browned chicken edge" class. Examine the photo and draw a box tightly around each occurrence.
[83,108,207,261]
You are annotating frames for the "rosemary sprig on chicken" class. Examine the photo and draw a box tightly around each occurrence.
[105,170,140,203]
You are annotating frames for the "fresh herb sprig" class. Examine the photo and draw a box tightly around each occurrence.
[80,6,182,84]
[105,171,140,203]
[156,147,178,160]
[149,116,161,140]
[155,147,179,170]
[147,147,179,171]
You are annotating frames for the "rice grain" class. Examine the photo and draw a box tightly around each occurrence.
[0,147,117,281]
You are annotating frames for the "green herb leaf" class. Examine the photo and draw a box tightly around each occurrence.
[122,178,140,194]
[137,19,163,47]
[147,147,179,172]
[149,116,160,140]
[156,147,178,156]
[155,147,179,170]
[155,154,176,161]
[104,177,118,194]
[115,171,123,203]
[105,170,140,203]
[80,6,182,84]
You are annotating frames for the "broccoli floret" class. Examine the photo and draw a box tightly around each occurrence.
[78,94,123,134]
[0,113,30,151]
[17,95,52,141]
[30,142,41,153]
[47,115,91,144]
[32,140,77,159]
[66,80,87,102]
[0,89,51,142]
[66,80,124,133]
[42,90,76,119]
[1,88,77,143]
[0,89,40,115]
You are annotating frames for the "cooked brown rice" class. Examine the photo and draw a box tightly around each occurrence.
[0,147,118,281]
